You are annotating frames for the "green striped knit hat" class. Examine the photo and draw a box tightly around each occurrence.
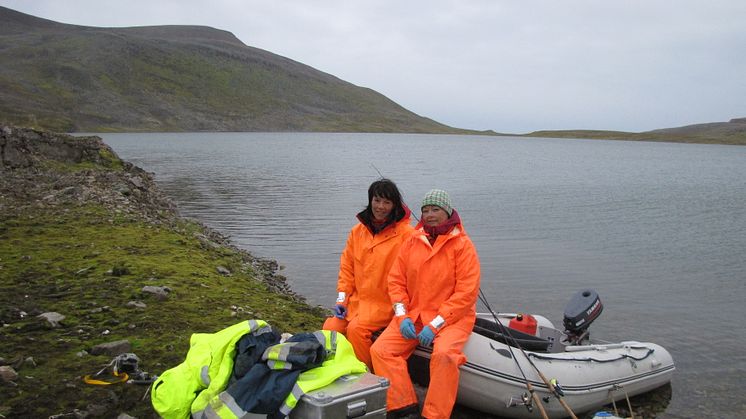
[421,189,453,216]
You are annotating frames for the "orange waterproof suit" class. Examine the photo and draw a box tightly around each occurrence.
[323,207,413,370]
[370,217,480,419]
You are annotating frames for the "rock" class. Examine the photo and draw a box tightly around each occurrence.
[24,357,37,367]
[90,340,131,356]
[38,312,66,327]
[0,365,18,382]
[128,175,144,189]
[217,266,231,276]
[117,414,137,419]
[85,403,109,417]
[126,300,147,309]
[142,285,170,300]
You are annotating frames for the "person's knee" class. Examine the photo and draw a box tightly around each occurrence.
[322,317,347,333]
[346,325,370,342]
[430,347,462,366]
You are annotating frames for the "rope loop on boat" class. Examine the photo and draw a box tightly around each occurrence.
[528,348,655,363]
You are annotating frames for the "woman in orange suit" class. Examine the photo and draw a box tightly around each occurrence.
[370,189,480,419]
[323,178,413,371]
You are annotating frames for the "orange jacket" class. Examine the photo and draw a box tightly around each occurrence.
[337,212,414,328]
[387,222,481,332]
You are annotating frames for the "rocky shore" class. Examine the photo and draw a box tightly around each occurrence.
[0,125,325,418]
[0,125,305,297]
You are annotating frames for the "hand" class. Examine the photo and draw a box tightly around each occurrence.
[399,318,416,339]
[333,304,347,319]
[418,326,435,346]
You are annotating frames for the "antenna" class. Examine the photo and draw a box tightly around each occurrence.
[369,163,385,179]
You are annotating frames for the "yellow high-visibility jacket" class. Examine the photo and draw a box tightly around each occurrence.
[151,320,366,418]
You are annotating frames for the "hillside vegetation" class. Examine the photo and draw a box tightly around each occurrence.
[0,6,487,135]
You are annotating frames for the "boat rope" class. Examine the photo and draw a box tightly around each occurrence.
[528,348,655,363]
[609,384,635,419]
[479,289,578,419]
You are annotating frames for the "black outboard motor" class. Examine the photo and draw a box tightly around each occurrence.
[563,289,603,344]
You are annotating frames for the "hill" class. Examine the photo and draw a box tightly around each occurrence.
[522,117,746,145]
[0,6,488,134]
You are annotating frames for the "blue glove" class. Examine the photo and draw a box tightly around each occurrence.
[418,325,436,347]
[399,318,416,339]
[333,304,347,319]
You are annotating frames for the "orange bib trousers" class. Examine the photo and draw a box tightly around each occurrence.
[370,320,470,419]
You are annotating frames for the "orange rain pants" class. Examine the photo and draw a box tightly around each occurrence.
[323,316,382,370]
[370,319,470,419]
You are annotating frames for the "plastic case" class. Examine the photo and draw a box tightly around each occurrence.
[289,372,389,418]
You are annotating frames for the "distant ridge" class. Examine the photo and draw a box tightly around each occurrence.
[0,6,490,134]
[522,117,746,145]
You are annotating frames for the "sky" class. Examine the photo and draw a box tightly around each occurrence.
[2,0,745,133]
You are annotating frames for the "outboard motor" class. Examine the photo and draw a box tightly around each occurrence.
[563,289,603,344]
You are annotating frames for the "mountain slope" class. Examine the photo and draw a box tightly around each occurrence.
[0,6,483,134]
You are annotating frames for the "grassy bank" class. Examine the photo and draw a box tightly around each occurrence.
[0,204,326,418]
[0,126,326,417]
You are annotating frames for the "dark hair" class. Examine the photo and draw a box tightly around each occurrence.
[365,178,405,222]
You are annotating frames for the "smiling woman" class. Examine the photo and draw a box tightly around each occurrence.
[321,178,414,372]
[371,187,481,419]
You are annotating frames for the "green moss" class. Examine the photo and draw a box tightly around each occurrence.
[0,205,325,417]
[98,147,125,170]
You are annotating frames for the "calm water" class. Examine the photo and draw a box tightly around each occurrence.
[101,132,746,418]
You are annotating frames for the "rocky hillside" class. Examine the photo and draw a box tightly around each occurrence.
[0,6,486,135]
[0,125,326,417]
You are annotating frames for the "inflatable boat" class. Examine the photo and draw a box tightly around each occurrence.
[409,289,675,418]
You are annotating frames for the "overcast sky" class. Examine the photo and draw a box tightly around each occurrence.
[2,0,745,133]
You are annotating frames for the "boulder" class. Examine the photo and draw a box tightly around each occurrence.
[38,312,66,328]
[0,365,18,382]
[90,340,131,356]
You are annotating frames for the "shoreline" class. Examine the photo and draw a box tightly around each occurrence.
[0,125,327,417]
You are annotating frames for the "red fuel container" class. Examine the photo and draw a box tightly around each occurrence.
[509,313,537,335]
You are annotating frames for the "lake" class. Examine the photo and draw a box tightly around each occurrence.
[101,132,745,418]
